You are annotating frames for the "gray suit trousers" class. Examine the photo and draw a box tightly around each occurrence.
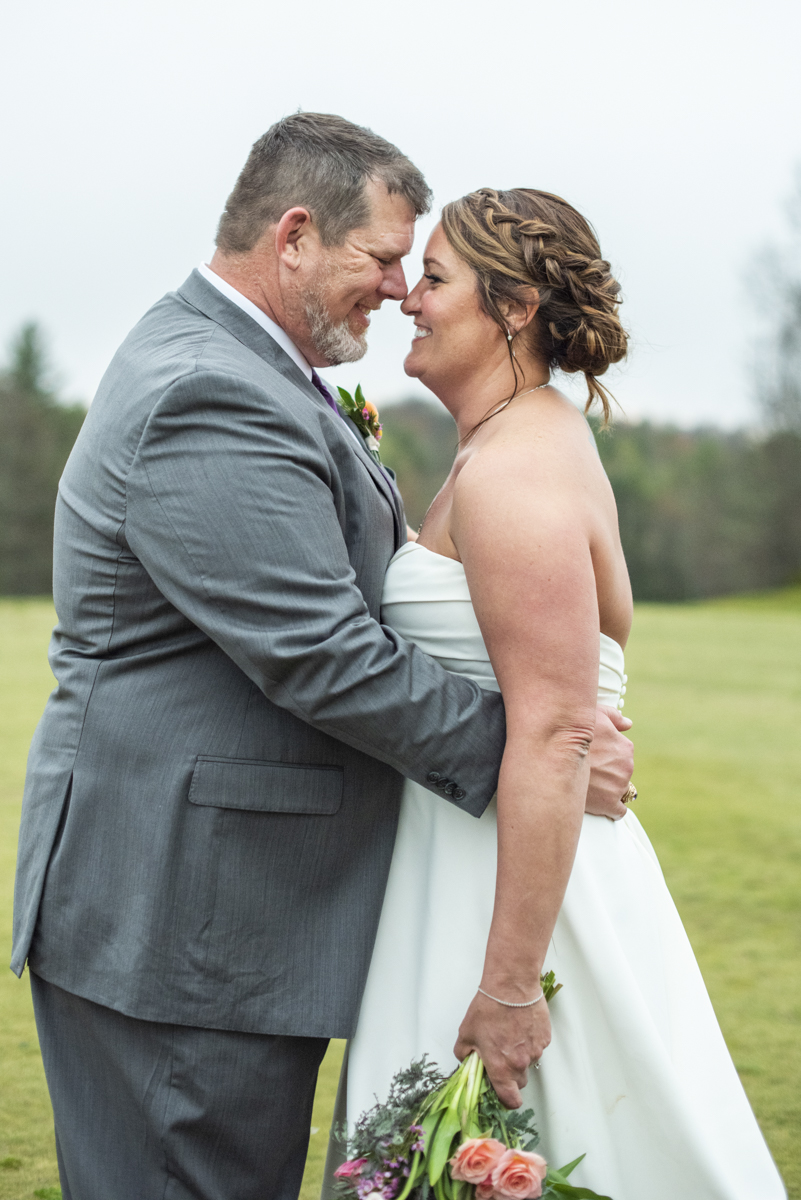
[30,973,328,1200]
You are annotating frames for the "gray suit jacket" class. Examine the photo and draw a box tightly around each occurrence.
[12,271,506,1038]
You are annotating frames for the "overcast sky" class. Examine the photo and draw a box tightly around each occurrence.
[2,0,800,427]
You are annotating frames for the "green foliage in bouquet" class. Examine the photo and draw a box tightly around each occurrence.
[540,971,562,1004]
[339,1056,448,1173]
[406,1051,537,1196]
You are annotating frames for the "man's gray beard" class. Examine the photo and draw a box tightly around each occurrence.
[304,294,368,366]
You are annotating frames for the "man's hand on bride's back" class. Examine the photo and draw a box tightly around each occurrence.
[454,991,552,1109]
[586,705,634,820]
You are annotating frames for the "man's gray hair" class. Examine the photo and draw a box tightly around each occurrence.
[216,112,432,253]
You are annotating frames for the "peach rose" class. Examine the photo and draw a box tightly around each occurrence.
[490,1149,548,1200]
[450,1138,506,1184]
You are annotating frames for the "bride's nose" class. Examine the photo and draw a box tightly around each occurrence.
[401,277,425,316]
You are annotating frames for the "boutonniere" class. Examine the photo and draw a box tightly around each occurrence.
[336,384,383,463]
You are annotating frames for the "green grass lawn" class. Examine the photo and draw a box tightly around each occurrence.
[1,594,799,1199]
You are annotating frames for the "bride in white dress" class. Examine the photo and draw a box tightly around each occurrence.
[325,188,785,1199]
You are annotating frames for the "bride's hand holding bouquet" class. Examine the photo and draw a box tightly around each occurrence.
[454,982,551,1111]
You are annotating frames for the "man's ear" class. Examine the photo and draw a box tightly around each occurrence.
[274,207,315,271]
[499,289,540,335]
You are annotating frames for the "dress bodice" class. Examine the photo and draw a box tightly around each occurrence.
[382,541,626,708]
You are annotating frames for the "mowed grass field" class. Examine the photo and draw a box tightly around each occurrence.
[1,593,799,1200]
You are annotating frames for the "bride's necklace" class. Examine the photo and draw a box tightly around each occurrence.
[511,383,549,400]
[481,381,549,424]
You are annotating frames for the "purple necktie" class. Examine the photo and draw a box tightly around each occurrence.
[311,369,343,418]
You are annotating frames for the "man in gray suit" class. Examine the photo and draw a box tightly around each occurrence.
[12,113,633,1200]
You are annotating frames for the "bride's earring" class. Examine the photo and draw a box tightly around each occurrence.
[506,328,516,359]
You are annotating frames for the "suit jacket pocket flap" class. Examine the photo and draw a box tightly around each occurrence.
[188,757,343,815]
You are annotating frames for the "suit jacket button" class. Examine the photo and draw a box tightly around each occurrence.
[453,787,466,800]
[443,782,456,795]
[436,777,451,789]
[427,771,442,783]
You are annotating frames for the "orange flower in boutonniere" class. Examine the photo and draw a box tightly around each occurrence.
[336,384,383,463]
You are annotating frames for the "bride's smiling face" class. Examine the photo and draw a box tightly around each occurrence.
[401,223,507,395]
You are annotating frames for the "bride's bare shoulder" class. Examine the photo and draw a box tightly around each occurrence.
[458,385,605,492]
[508,383,596,440]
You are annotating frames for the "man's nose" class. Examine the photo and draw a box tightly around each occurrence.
[380,262,408,302]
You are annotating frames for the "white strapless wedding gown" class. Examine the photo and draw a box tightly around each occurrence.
[327,541,785,1200]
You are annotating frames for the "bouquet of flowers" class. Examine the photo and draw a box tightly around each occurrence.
[333,978,611,1200]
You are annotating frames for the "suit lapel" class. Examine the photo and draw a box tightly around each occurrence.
[330,396,405,550]
[177,270,405,550]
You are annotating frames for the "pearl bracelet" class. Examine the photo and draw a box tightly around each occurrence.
[477,986,545,1008]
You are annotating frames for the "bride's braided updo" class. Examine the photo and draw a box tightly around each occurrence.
[441,188,628,422]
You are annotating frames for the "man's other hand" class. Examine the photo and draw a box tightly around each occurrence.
[585,705,634,820]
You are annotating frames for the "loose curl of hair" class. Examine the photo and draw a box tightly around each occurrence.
[441,188,628,425]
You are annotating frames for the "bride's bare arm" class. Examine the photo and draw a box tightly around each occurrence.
[449,428,606,1107]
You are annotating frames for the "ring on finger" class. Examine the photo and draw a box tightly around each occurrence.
[621,781,637,804]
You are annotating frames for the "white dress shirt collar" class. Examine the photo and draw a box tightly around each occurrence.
[197,262,312,381]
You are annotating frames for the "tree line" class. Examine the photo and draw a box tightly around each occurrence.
[1,326,800,601]
[0,324,86,594]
